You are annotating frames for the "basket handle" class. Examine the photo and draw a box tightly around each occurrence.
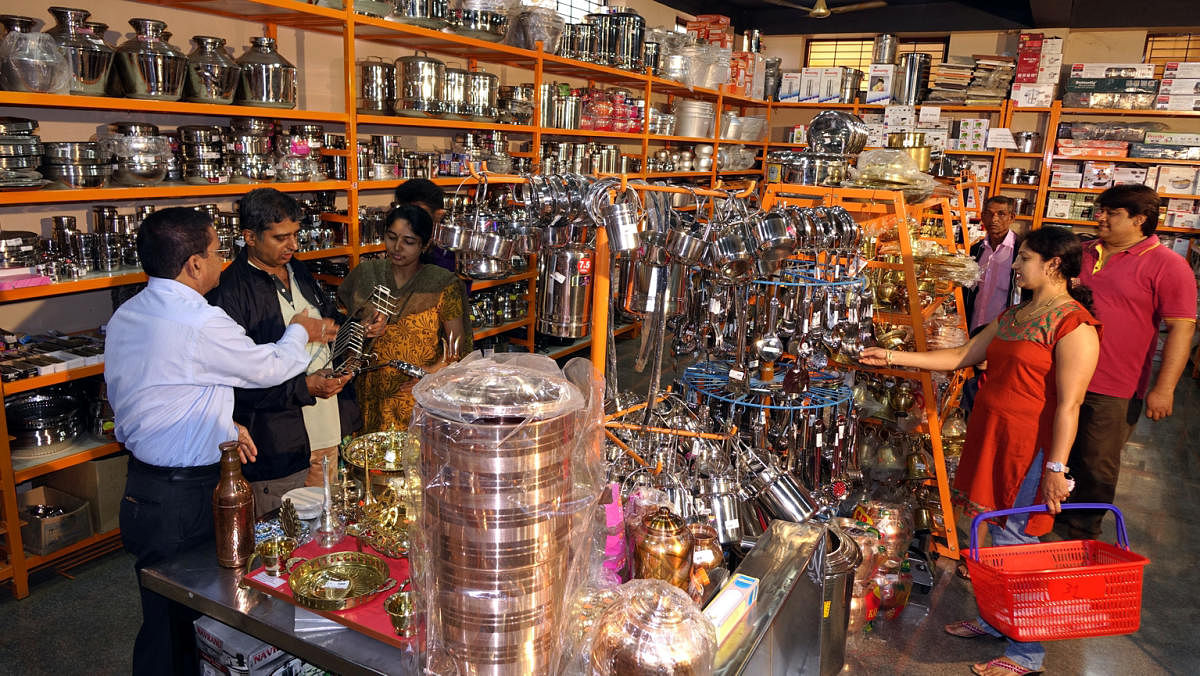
[968,502,1129,561]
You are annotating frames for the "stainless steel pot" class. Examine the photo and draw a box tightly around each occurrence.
[225,133,273,155]
[786,152,848,186]
[585,7,644,71]
[5,392,81,456]
[873,34,898,64]
[43,162,110,188]
[449,9,507,43]
[112,157,167,186]
[391,0,449,29]
[357,56,396,114]
[228,154,276,183]
[537,246,593,338]
[41,141,103,164]
[896,53,931,105]
[235,37,297,109]
[463,70,499,122]
[673,99,714,139]
[116,18,187,101]
[626,261,687,318]
[1014,131,1042,153]
[185,35,240,104]
[46,6,114,96]
[440,67,469,118]
[839,69,864,103]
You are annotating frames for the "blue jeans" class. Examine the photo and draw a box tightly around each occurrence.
[974,450,1045,671]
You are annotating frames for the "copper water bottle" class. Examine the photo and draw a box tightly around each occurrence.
[213,441,255,568]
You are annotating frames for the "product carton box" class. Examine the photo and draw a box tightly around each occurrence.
[1041,37,1064,54]
[1113,167,1149,185]
[704,573,759,645]
[1143,132,1200,147]
[866,64,895,104]
[46,453,129,533]
[1153,95,1200,111]
[1045,197,1074,219]
[1010,83,1056,107]
[695,14,731,26]
[1166,211,1200,229]
[1082,161,1116,188]
[779,71,802,101]
[18,485,93,556]
[1050,171,1084,189]
[1157,79,1200,96]
[1069,63,1157,79]
[818,67,845,103]
[194,616,299,676]
[1156,166,1199,195]
[1065,78,1160,94]
[1163,62,1200,79]
[1145,166,1160,188]
[799,67,822,102]
[1166,198,1197,213]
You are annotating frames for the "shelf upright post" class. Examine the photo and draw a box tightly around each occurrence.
[589,228,611,376]
[1031,101,1062,231]
[343,8,360,266]
[0,403,29,598]
[533,43,544,173]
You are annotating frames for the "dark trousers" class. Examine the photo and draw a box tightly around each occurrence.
[1059,392,1142,538]
[120,458,219,676]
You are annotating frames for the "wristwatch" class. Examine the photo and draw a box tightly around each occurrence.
[1044,461,1068,473]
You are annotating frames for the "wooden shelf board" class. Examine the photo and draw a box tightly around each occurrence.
[1005,152,1044,158]
[294,246,352,260]
[997,183,1040,190]
[0,180,349,206]
[1051,155,1200,165]
[466,269,536,291]
[12,439,123,484]
[24,528,122,569]
[127,0,346,32]
[1048,186,1200,200]
[649,134,717,144]
[771,102,855,109]
[360,243,385,254]
[945,149,997,155]
[1059,107,1200,117]
[1044,218,1199,234]
[540,128,644,140]
[473,317,532,341]
[355,113,535,134]
[645,171,712,178]
[2,364,105,396]
[354,16,537,67]
[0,270,147,303]
[645,78,722,101]
[539,322,638,360]
[0,92,347,121]
[1010,106,1053,112]
[544,54,652,87]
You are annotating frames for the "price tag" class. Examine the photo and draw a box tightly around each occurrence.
[324,579,351,590]
[918,106,941,124]
[883,105,916,127]
[709,298,723,314]
[252,572,288,588]
[551,271,567,284]
[725,518,740,530]
[728,369,745,381]
[748,360,759,370]
[577,257,593,275]
[986,128,1018,149]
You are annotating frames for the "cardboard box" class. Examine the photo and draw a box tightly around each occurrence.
[704,573,759,645]
[1143,131,1200,147]
[818,66,845,102]
[1041,37,1064,54]
[1166,198,1197,212]
[1157,79,1200,96]
[1082,161,1116,189]
[1157,166,1199,195]
[1163,62,1200,79]
[194,616,301,676]
[695,14,731,26]
[1145,166,1160,188]
[779,71,802,101]
[1069,63,1157,79]
[1010,83,1056,107]
[1045,197,1073,219]
[799,67,822,102]
[1057,145,1128,158]
[18,485,93,556]
[1167,211,1200,229]
[45,453,129,534]
[1153,95,1200,111]
[866,64,895,104]
[1065,77,1160,94]
[1114,166,1148,185]
[1050,171,1084,189]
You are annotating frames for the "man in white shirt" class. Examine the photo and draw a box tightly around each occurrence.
[106,207,333,675]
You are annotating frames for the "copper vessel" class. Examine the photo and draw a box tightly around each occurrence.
[689,522,724,577]
[212,441,255,568]
[590,579,716,675]
[632,507,693,592]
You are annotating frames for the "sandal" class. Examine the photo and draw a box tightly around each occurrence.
[956,561,971,580]
[969,657,1044,676]
[944,620,993,638]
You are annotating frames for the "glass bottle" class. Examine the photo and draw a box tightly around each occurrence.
[212,441,255,568]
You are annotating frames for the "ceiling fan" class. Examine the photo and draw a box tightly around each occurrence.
[763,0,889,18]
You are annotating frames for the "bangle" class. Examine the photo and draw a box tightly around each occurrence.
[885,350,893,366]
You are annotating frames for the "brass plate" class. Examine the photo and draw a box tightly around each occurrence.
[287,551,395,611]
[342,431,419,472]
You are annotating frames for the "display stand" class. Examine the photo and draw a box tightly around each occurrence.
[761,183,970,560]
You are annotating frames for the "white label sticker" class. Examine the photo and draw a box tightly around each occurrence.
[252,571,288,588]
[618,221,638,240]
[725,518,740,530]
[918,106,941,123]
[709,298,723,314]
[728,369,745,381]
[986,128,1019,149]
[551,271,567,284]
[324,579,351,590]
[748,360,759,370]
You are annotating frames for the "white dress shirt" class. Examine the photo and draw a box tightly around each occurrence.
[105,277,312,467]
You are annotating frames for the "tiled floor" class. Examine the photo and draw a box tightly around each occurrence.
[3,341,1198,675]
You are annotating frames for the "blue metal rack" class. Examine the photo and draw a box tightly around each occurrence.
[682,359,853,412]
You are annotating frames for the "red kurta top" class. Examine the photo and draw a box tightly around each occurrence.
[953,300,1101,536]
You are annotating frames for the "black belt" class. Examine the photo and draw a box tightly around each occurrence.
[129,455,220,482]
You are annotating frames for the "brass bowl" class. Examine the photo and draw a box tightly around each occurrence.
[286,551,396,611]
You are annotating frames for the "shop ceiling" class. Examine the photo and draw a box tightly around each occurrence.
[654,0,1200,34]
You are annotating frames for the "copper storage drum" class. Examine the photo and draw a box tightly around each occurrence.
[414,359,585,676]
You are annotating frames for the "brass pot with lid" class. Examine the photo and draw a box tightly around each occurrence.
[632,506,693,592]
[589,579,717,675]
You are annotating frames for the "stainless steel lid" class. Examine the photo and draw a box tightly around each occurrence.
[0,117,38,135]
[109,121,160,136]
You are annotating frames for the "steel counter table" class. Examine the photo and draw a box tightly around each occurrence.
[141,545,420,676]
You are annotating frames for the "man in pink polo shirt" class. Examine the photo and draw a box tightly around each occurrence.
[1060,184,1197,538]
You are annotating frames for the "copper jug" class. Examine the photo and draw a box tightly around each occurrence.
[212,440,255,568]
[632,507,693,592]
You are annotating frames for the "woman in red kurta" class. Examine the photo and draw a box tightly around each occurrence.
[862,226,1100,676]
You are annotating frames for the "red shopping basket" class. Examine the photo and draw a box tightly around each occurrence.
[964,503,1149,642]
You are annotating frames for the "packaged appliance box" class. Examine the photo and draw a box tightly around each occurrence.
[866,64,895,104]
[1156,166,1199,195]
[1050,171,1084,189]
[194,616,300,676]
[1113,166,1148,185]
[1069,63,1157,79]
[818,67,845,102]
[1165,198,1197,213]
[799,67,822,102]
[1082,161,1116,188]
[1153,95,1200,111]
[1010,83,1055,107]
[779,71,802,101]
[46,453,129,533]
[18,485,93,556]
[1163,62,1200,79]
[1157,79,1200,96]
[1065,78,1160,94]
[1041,37,1064,54]
[1143,132,1200,147]
[1045,197,1073,219]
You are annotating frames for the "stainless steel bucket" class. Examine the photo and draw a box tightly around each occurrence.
[896,52,931,105]
[391,0,449,29]
[115,18,187,101]
[394,52,443,116]
[440,68,469,118]
[358,57,396,114]
[537,246,593,338]
[463,70,499,122]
